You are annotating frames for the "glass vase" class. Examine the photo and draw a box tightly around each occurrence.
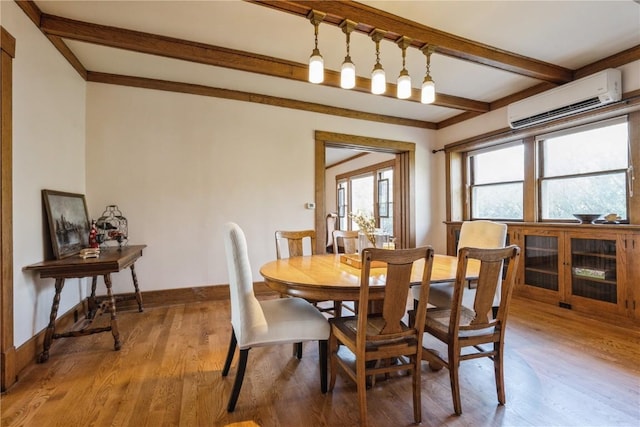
[358,230,390,251]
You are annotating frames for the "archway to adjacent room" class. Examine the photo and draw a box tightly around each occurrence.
[314,130,415,253]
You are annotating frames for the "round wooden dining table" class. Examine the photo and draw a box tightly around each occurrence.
[259,253,480,302]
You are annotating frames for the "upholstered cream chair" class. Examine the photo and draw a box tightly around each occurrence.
[421,245,521,415]
[222,222,330,412]
[412,220,507,311]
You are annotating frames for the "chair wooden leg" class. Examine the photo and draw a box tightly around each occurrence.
[356,357,368,426]
[328,334,338,391]
[448,346,462,415]
[221,330,237,377]
[494,341,506,405]
[294,342,303,359]
[412,355,422,423]
[227,348,249,412]
[333,300,342,317]
[319,339,328,393]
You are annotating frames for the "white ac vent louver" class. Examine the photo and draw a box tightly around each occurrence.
[507,68,621,129]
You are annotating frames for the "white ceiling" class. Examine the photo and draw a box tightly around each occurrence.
[23,0,640,129]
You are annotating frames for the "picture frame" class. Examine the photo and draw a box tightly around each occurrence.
[378,178,389,218]
[42,189,91,259]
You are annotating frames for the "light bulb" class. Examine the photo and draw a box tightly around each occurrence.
[397,71,411,99]
[308,51,324,84]
[371,64,386,94]
[341,58,356,89]
[421,77,435,104]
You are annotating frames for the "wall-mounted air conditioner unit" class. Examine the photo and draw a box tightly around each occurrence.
[507,68,621,129]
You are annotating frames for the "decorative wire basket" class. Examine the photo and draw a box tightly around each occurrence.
[96,205,128,247]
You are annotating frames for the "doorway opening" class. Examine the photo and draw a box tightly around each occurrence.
[314,131,415,253]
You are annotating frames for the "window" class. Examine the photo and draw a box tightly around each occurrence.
[336,161,394,234]
[539,117,629,220]
[449,110,637,225]
[350,174,374,226]
[337,181,348,230]
[469,144,524,220]
[378,168,393,233]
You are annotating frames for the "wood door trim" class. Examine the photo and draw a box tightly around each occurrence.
[314,131,415,253]
[1,25,16,392]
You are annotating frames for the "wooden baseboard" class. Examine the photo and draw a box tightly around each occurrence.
[112,282,272,311]
[14,300,89,379]
[1,346,16,392]
[13,282,273,382]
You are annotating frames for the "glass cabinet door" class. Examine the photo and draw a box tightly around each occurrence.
[569,237,618,304]
[524,234,560,291]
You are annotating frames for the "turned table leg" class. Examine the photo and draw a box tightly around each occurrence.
[103,274,121,351]
[130,264,144,312]
[39,278,65,363]
[86,276,99,319]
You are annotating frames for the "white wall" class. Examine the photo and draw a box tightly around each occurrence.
[3,0,443,347]
[21,7,639,352]
[85,84,440,296]
[3,1,88,347]
[9,0,635,349]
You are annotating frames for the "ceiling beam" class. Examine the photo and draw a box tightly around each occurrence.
[249,0,573,84]
[574,44,640,79]
[38,13,487,113]
[87,72,436,129]
[15,0,87,79]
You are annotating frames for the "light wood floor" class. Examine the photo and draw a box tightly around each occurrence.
[1,295,639,427]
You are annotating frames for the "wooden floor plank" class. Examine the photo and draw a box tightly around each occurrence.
[1,296,638,426]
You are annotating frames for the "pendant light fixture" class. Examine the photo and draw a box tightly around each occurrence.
[340,19,357,89]
[396,36,412,99]
[370,29,386,95]
[307,10,326,84]
[421,44,436,104]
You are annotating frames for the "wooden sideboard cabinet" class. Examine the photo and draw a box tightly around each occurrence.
[446,222,640,324]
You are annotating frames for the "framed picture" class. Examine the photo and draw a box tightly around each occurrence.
[42,190,91,259]
[378,178,389,218]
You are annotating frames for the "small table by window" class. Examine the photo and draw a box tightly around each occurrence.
[24,245,146,362]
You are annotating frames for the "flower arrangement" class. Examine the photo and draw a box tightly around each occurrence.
[349,211,376,245]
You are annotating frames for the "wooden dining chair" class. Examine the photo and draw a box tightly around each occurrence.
[275,229,343,319]
[421,245,521,415]
[329,246,435,426]
[332,229,360,314]
[332,229,359,254]
[222,223,330,412]
[275,229,317,259]
[412,220,507,314]
[326,213,338,253]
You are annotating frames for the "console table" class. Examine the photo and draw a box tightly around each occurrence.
[25,245,146,362]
